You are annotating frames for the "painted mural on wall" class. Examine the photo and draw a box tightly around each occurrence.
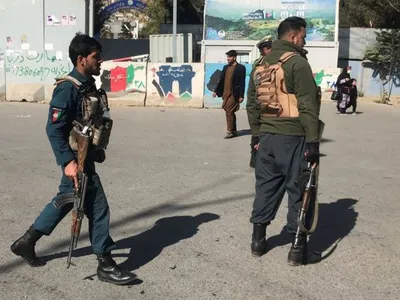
[95,61,146,105]
[205,0,337,42]
[146,63,204,108]
[203,63,252,109]
[313,68,340,92]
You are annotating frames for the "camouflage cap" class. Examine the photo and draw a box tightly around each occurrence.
[256,35,273,49]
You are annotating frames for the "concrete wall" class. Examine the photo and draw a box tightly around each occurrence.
[313,67,341,92]
[4,57,400,105]
[203,40,339,69]
[146,63,204,108]
[203,63,252,108]
[0,0,86,102]
[339,60,400,97]
[94,61,147,106]
[338,28,379,60]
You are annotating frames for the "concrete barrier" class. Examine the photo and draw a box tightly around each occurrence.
[2,58,388,106]
[4,50,72,102]
[94,61,147,106]
[146,63,204,108]
[203,63,252,109]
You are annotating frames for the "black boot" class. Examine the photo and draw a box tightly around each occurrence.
[97,254,137,285]
[251,223,267,257]
[287,234,308,266]
[10,225,46,267]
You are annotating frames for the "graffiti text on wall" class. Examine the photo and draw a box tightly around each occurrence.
[151,65,196,102]
[5,51,71,81]
[100,64,146,92]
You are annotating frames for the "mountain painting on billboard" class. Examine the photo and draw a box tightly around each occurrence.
[205,0,337,42]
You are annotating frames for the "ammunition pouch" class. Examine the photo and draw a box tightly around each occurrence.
[55,76,113,153]
[91,118,113,150]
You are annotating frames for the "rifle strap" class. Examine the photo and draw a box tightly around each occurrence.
[307,164,320,234]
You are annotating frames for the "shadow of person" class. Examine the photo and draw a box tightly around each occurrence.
[265,198,358,263]
[309,198,358,260]
[236,129,252,137]
[42,213,220,273]
[116,213,220,271]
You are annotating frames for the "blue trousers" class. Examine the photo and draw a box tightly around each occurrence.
[33,172,116,255]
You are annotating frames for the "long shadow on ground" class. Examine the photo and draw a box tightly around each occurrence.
[265,198,358,262]
[42,213,220,273]
[1,175,250,274]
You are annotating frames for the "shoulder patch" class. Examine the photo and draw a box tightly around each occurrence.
[51,108,63,122]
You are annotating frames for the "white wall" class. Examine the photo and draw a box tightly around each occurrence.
[0,0,86,102]
[202,40,339,69]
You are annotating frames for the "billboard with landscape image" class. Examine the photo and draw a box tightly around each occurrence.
[205,0,337,42]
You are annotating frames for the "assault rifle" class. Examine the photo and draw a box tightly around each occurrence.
[293,120,324,248]
[295,162,319,237]
[66,121,91,268]
[52,121,91,268]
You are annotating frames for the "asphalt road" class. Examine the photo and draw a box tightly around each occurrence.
[0,101,399,300]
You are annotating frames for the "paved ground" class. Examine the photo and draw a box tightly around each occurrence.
[1,101,400,300]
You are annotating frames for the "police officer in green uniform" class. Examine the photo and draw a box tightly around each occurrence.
[246,35,273,168]
[10,33,137,285]
[253,35,273,67]
[247,17,321,265]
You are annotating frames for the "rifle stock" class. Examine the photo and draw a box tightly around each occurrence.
[77,132,90,172]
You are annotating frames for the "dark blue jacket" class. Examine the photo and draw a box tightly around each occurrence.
[46,68,96,169]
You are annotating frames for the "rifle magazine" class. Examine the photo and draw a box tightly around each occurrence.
[53,193,75,209]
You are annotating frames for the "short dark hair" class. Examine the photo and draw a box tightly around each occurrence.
[277,17,307,39]
[226,50,237,57]
[69,32,102,66]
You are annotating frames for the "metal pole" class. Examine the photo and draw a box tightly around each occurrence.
[172,0,177,62]
[89,0,94,37]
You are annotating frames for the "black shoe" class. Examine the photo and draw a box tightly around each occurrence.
[10,225,46,267]
[97,254,137,285]
[287,234,307,266]
[251,223,267,257]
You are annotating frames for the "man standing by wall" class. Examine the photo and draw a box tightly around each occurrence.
[213,50,246,139]
[247,36,273,168]
[247,17,322,266]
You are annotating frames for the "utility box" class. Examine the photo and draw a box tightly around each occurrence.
[149,33,193,63]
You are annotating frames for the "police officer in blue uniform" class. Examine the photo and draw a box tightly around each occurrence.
[10,33,136,285]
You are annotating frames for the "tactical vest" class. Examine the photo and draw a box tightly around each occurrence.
[253,52,300,118]
[54,75,113,151]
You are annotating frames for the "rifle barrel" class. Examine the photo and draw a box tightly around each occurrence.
[67,235,76,268]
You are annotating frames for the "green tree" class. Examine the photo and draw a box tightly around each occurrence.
[139,0,166,38]
[363,29,400,103]
[94,0,112,38]
[339,0,400,28]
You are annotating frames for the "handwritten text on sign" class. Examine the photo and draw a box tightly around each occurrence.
[5,51,72,81]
